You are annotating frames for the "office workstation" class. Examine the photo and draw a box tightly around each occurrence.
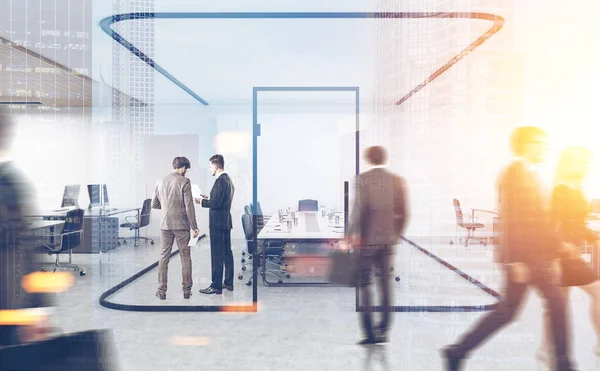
[27,184,149,260]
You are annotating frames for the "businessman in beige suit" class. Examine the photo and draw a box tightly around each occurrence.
[152,156,200,300]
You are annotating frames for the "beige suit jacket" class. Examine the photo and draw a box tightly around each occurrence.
[152,171,198,231]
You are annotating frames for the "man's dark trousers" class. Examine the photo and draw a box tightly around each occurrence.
[358,244,393,340]
[451,259,573,370]
[210,229,234,290]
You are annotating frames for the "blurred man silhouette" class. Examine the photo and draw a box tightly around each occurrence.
[0,108,53,346]
[537,146,600,365]
[441,126,577,371]
[347,146,409,345]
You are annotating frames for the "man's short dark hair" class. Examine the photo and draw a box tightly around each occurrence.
[209,154,224,169]
[172,156,191,170]
[509,126,547,156]
[364,146,387,165]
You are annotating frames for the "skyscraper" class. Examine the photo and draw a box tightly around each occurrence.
[111,0,155,203]
[373,0,523,237]
[0,0,92,108]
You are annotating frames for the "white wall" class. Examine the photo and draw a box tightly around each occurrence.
[12,108,93,210]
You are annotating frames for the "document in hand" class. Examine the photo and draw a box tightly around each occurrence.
[188,229,201,246]
[192,184,202,199]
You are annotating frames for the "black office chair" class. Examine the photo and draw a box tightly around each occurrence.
[40,208,85,276]
[451,198,486,247]
[240,205,263,265]
[119,198,154,247]
[240,204,272,267]
[298,199,318,212]
[238,214,289,286]
[255,201,269,220]
[247,203,267,230]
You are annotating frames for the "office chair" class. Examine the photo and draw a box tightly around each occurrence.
[245,204,264,229]
[119,198,154,247]
[241,204,262,264]
[238,214,289,286]
[451,198,486,247]
[250,202,267,229]
[298,199,318,212]
[255,201,270,222]
[40,208,86,276]
[240,205,265,265]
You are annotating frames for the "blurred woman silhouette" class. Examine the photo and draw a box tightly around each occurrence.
[538,145,600,364]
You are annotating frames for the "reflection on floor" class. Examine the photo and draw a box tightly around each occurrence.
[44,238,599,371]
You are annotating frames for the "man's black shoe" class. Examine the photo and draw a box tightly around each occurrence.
[199,287,222,295]
[440,346,464,371]
[357,338,376,345]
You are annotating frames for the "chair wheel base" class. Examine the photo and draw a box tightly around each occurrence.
[238,275,243,280]
[395,276,400,282]
[246,281,252,286]
[241,266,247,271]
[80,271,86,276]
[150,241,155,245]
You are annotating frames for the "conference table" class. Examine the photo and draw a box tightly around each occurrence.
[257,210,345,286]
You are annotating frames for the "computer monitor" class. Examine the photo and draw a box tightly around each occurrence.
[88,184,111,209]
[87,184,102,209]
[61,185,80,208]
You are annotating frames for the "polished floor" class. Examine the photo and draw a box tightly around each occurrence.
[44,236,599,371]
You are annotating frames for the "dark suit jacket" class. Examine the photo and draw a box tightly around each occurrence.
[347,168,409,246]
[201,173,234,231]
[0,162,51,314]
[496,159,561,264]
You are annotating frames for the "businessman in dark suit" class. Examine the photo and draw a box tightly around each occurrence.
[347,146,409,345]
[441,126,577,371]
[196,154,235,295]
[0,108,54,346]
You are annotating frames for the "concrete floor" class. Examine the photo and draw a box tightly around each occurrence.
[45,237,599,371]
